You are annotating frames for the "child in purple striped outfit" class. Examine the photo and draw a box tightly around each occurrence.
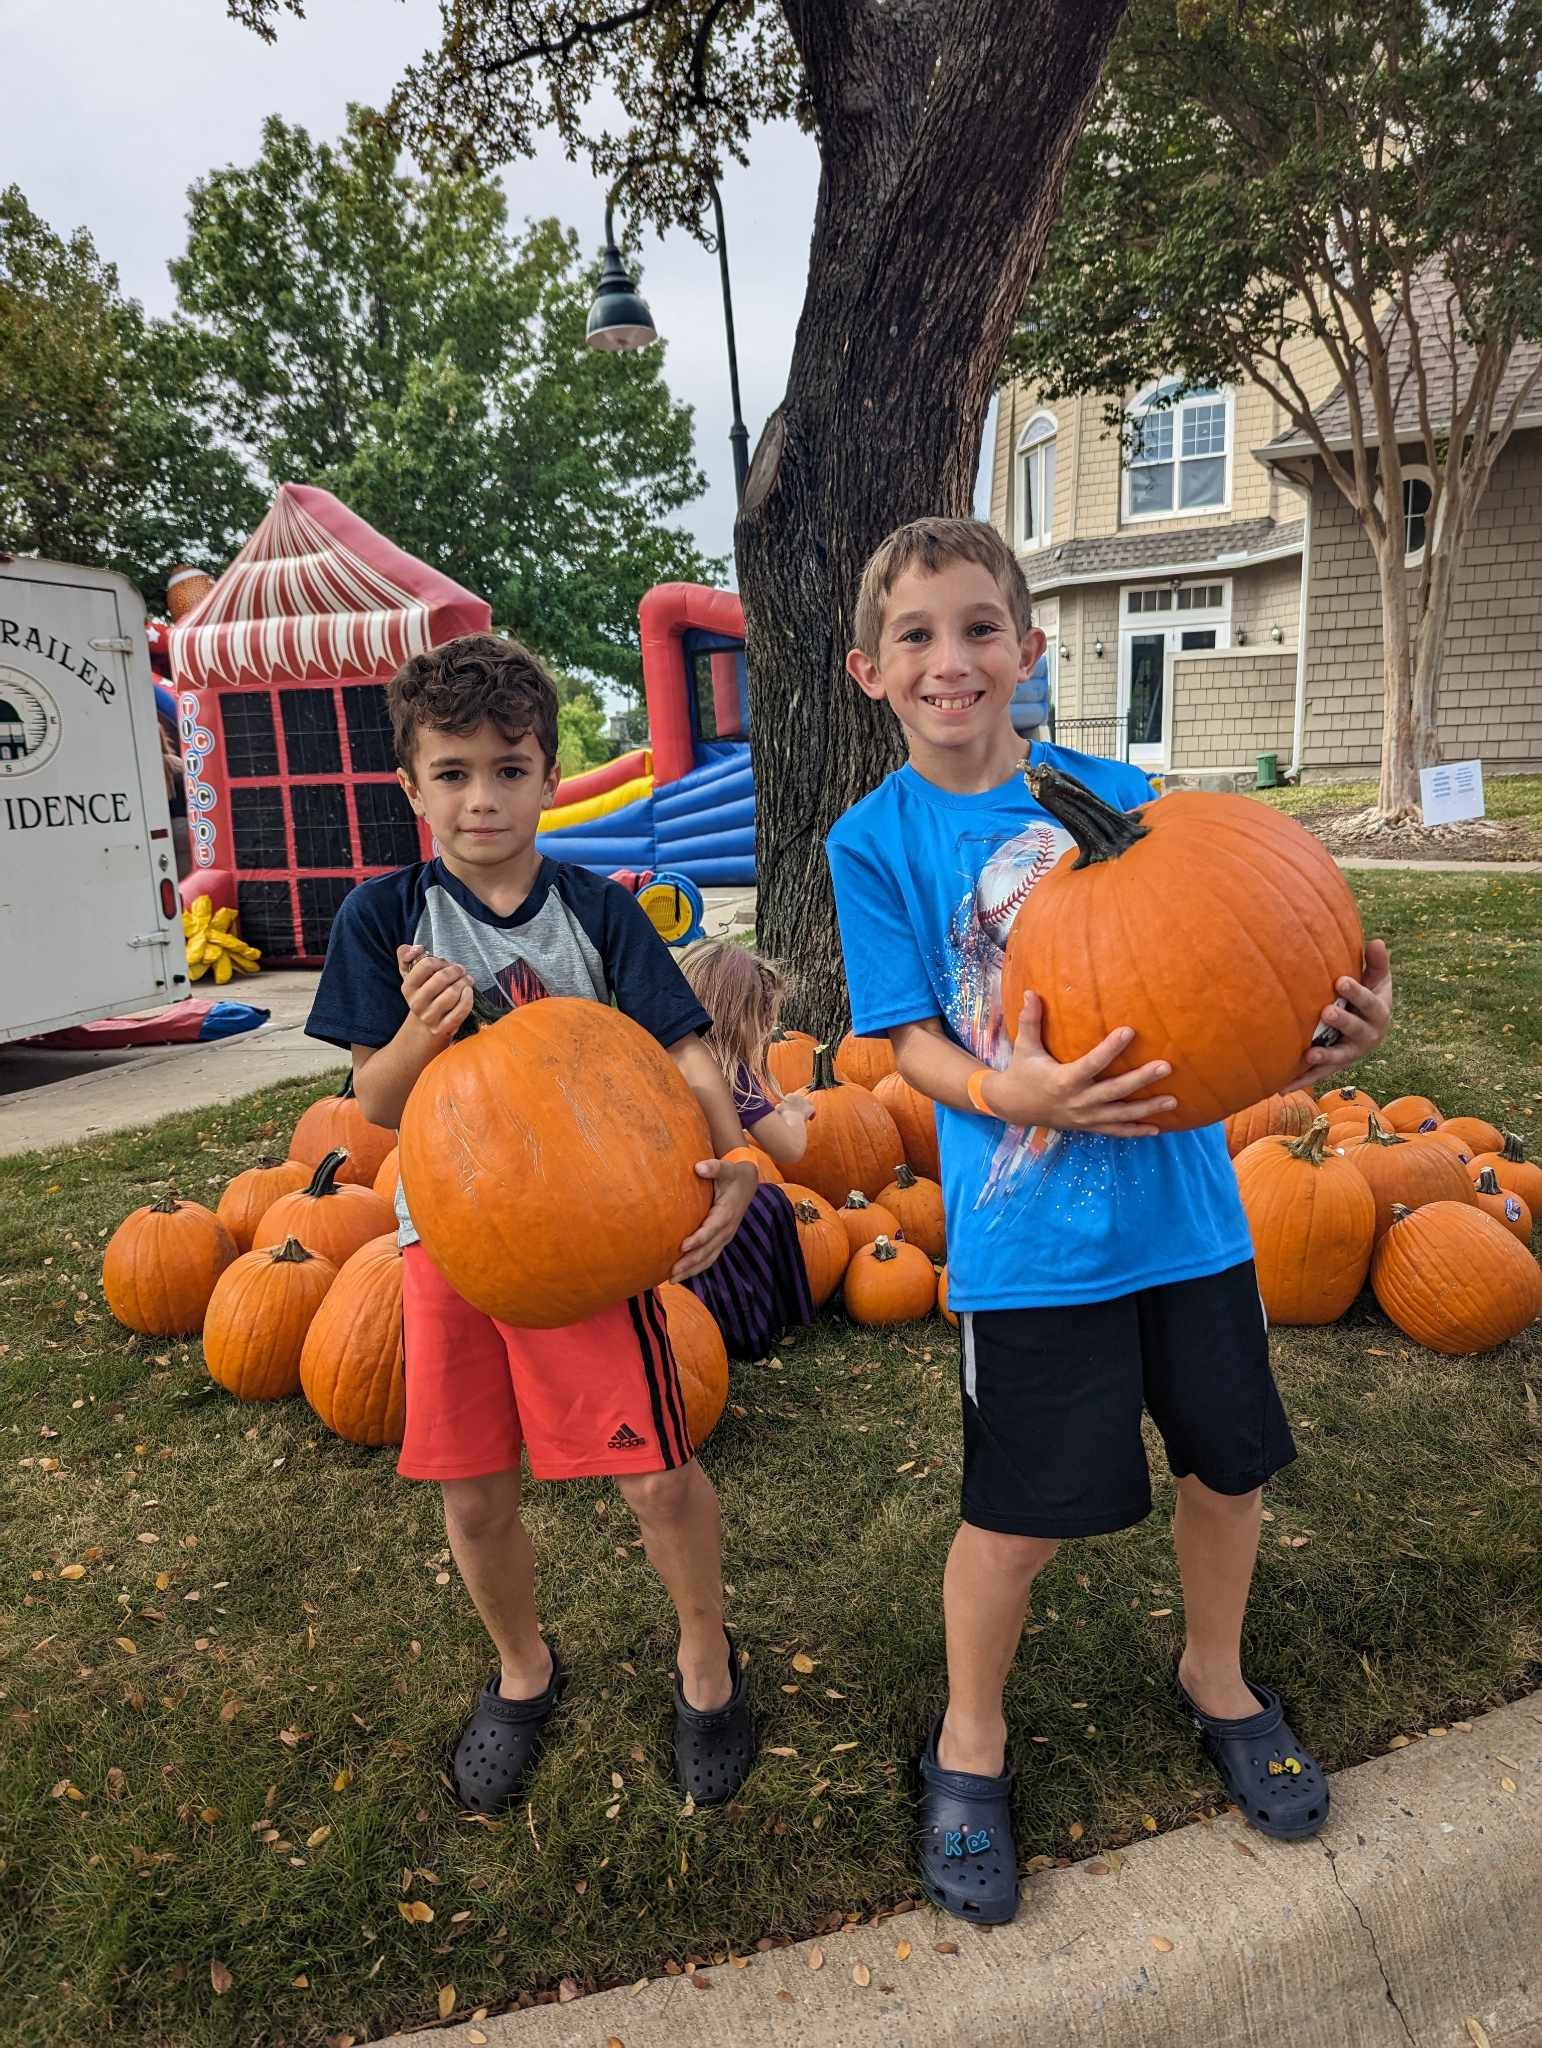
[677,940,816,1360]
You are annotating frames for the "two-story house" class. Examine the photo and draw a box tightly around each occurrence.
[990,314,1542,781]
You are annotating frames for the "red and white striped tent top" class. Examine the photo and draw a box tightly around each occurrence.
[168,483,490,690]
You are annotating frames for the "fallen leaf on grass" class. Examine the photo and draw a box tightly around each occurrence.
[1141,1815,1158,1833]
[333,1768,353,1792]
[766,1746,797,1758]
[1068,1822,1084,1841]
[852,1962,870,1986]
[291,1973,309,1988]
[398,1901,434,1924]
[1149,1936,1174,1952]
[219,1700,243,1723]
[210,1960,233,1994]
[437,1985,455,2020]
[791,1652,816,1674]
[558,1977,579,2002]
[1386,1736,1411,1750]
[58,1564,86,1581]
[306,1826,331,1849]
[1147,1608,1173,1618]
[106,1768,126,1801]
[114,1638,138,1657]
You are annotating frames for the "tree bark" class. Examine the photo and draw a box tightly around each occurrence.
[1374,537,1421,820]
[736,0,1131,1034]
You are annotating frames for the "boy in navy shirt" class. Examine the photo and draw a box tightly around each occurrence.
[307,634,759,1814]
[826,518,1392,1923]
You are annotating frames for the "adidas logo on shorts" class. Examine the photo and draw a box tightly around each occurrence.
[607,1423,646,1451]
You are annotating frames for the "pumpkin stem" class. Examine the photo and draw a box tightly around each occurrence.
[304,1148,350,1198]
[1474,1167,1503,1196]
[1499,1132,1527,1164]
[843,1190,869,1210]
[809,1043,841,1093]
[870,1235,899,1262]
[1357,1111,1403,1148]
[1283,1114,1334,1165]
[891,1164,917,1188]
[149,1190,183,1214]
[270,1236,315,1264]
[793,1199,822,1224]
[1024,763,1151,869]
[1389,1203,1415,1224]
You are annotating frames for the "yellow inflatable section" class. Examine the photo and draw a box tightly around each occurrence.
[539,769,656,835]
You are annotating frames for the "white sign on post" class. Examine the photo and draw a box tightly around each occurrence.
[1419,759,1485,826]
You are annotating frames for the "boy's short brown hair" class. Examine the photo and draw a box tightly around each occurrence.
[852,516,1033,658]
[389,633,559,773]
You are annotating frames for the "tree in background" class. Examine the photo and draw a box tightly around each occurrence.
[172,108,721,700]
[229,0,1131,1028]
[0,187,262,610]
[1007,0,1542,826]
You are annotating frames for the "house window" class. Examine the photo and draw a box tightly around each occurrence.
[1402,470,1435,562]
[1017,412,1057,550]
[1124,382,1232,520]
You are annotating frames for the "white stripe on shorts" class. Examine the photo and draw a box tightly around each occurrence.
[961,1311,977,1405]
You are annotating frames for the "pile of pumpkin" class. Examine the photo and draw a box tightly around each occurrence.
[1225,1084,1541,1355]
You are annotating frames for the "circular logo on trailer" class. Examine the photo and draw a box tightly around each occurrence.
[0,667,62,777]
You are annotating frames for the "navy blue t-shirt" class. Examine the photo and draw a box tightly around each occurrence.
[825,743,1251,1312]
[306,856,710,1243]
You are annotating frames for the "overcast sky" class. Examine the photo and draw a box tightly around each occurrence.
[10,0,994,575]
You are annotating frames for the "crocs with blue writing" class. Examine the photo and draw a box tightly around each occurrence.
[1179,1676,1329,1839]
[450,1650,562,1814]
[916,1720,1019,1924]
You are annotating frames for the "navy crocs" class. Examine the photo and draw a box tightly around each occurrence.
[916,1720,1019,1924]
[673,1631,755,1805]
[450,1651,563,1813]
[1179,1676,1330,1839]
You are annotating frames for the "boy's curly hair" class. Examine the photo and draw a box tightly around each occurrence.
[389,633,559,773]
[853,516,1033,658]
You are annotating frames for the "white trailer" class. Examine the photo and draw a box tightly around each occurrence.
[0,557,188,1042]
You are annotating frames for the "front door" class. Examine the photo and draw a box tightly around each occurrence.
[1123,632,1166,767]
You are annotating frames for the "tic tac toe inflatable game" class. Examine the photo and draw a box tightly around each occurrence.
[167,485,489,964]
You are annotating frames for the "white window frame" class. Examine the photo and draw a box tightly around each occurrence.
[1016,410,1058,552]
[1122,381,1235,524]
[1399,464,1437,566]
[1117,579,1233,768]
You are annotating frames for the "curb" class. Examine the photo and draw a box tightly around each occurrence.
[380,1689,1542,2048]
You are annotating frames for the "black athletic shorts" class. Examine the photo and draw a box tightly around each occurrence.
[957,1259,1295,1539]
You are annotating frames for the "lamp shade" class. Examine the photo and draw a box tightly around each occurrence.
[585,244,659,352]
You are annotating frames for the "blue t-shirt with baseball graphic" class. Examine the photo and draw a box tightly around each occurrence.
[824,741,1251,1311]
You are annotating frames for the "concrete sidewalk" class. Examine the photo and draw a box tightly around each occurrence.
[383,1690,1542,2048]
[0,888,757,1158]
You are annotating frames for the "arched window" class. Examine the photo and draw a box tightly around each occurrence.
[1124,380,1232,520]
[1401,466,1436,562]
[1017,411,1057,551]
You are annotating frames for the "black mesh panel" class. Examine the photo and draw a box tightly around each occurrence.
[290,783,352,869]
[343,685,396,774]
[280,689,341,775]
[236,881,295,960]
[298,875,356,958]
[230,785,289,869]
[355,781,421,867]
[220,693,279,778]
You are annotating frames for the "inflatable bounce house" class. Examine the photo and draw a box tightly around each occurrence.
[166,485,490,965]
[534,583,754,888]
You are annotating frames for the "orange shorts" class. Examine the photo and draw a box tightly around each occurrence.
[398,1245,694,1482]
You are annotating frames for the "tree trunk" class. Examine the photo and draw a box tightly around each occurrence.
[736,0,1131,1035]
[1373,537,1422,821]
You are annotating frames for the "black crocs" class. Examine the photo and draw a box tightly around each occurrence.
[1179,1675,1329,1839]
[450,1651,563,1814]
[673,1632,755,1805]
[916,1720,1019,1924]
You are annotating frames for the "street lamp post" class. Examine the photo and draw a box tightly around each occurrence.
[585,179,750,507]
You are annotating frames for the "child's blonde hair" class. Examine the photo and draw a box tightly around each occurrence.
[678,938,795,1113]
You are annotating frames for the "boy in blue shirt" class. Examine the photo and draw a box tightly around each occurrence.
[826,518,1392,1924]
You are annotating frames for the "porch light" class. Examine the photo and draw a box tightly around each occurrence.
[1093,638,1105,658]
[1271,624,1284,644]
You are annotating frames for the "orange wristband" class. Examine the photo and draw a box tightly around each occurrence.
[966,1067,997,1118]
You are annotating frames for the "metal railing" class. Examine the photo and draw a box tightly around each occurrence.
[1045,712,1126,761]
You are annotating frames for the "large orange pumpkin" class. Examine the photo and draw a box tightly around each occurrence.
[299,1234,406,1445]
[837,1191,901,1256]
[203,1238,337,1401]
[1371,1203,1542,1356]
[879,1164,946,1259]
[1343,1114,1477,1242]
[937,1264,958,1328]
[1001,766,1363,1132]
[103,1193,237,1337]
[253,1149,397,1268]
[766,1028,818,1095]
[1424,1128,1475,1166]
[398,999,713,1328]
[1234,1116,1376,1324]
[874,1071,940,1180]
[288,1074,397,1188]
[1439,1115,1504,1156]
[216,1157,311,1253]
[658,1284,729,1447]
[844,1235,937,1325]
[1223,1092,1315,1159]
[1380,1095,1443,1135]
[373,1147,401,1205]
[782,1183,849,1308]
[834,1032,897,1091]
[1471,1167,1532,1245]
[1469,1133,1542,1216]
[795,1044,903,1207]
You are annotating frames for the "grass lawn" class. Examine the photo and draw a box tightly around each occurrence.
[2,869,1539,2048]
[1252,770,1542,853]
